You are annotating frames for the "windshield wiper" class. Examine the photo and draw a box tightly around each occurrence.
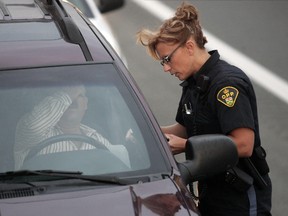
[0,170,128,185]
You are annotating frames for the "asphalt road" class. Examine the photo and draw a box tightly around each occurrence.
[103,1,288,215]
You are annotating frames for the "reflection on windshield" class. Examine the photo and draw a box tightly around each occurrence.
[0,64,168,176]
[15,85,132,170]
[11,84,149,174]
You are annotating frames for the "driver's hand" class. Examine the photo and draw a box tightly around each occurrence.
[125,129,136,144]
[62,86,86,101]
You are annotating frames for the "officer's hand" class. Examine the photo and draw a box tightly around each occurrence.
[165,133,187,155]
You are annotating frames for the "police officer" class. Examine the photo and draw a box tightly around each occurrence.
[137,2,272,216]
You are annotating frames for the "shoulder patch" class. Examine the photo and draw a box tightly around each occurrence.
[217,86,239,107]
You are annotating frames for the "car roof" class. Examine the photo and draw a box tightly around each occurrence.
[0,0,114,69]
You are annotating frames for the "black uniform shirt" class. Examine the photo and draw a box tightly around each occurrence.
[176,50,261,148]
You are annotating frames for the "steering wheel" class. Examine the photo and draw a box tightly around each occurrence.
[24,134,109,162]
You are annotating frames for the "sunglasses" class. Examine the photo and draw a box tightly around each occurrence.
[160,43,183,66]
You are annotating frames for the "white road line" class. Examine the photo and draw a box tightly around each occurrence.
[133,0,288,104]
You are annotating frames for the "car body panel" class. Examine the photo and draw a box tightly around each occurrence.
[0,41,85,68]
[0,0,114,69]
[0,178,198,216]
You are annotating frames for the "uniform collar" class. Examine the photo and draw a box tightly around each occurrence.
[180,50,220,88]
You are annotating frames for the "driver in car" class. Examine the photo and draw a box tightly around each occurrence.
[14,85,131,170]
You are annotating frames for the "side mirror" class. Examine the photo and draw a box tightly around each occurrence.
[97,0,125,13]
[178,134,238,185]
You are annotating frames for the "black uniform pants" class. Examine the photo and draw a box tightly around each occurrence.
[198,174,272,216]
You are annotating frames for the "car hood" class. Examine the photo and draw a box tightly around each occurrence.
[0,178,198,216]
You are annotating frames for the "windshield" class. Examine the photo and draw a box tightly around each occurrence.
[0,63,169,178]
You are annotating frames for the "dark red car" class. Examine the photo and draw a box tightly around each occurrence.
[0,0,237,215]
